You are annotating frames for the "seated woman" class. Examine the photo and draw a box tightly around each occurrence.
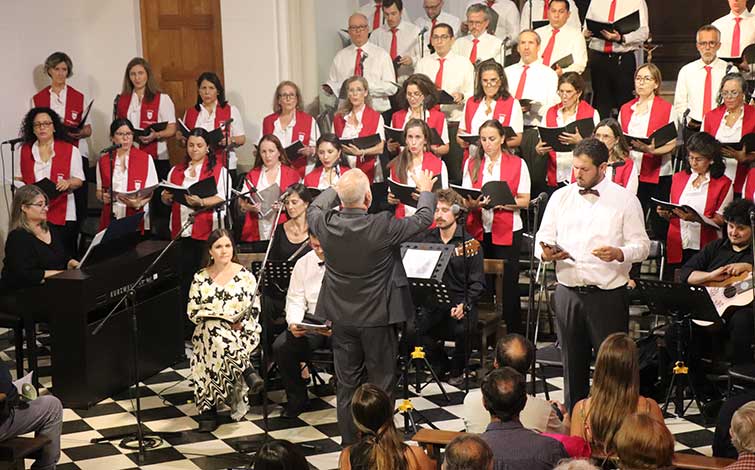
[570,333,666,456]
[615,413,674,470]
[592,118,638,194]
[303,134,351,190]
[2,185,79,290]
[340,383,435,470]
[188,229,262,432]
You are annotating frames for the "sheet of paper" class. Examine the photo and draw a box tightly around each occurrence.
[402,248,442,279]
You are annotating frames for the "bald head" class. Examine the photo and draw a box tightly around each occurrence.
[443,434,494,470]
[337,169,372,208]
[494,334,534,374]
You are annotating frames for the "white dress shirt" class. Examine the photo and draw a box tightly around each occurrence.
[674,58,731,123]
[333,107,386,181]
[415,11,462,56]
[452,32,504,65]
[359,1,410,32]
[30,85,90,158]
[243,164,285,240]
[15,141,85,222]
[393,109,450,144]
[550,106,601,183]
[285,250,326,325]
[619,98,677,177]
[327,42,398,113]
[169,163,227,237]
[185,102,245,170]
[585,0,650,54]
[125,92,177,160]
[704,108,744,184]
[520,0,582,31]
[415,52,475,122]
[534,24,588,74]
[504,61,560,126]
[462,154,531,232]
[461,96,525,135]
[95,151,159,229]
[712,11,755,59]
[677,172,732,250]
[466,0,520,45]
[370,20,421,82]
[270,113,321,176]
[535,176,650,289]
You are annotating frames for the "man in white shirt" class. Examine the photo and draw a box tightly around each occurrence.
[452,4,504,65]
[535,138,650,410]
[415,0,462,57]
[360,0,409,32]
[370,0,421,83]
[272,233,331,419]
[534,0,588,75]
[713,0,755,60]
[521,0,582,31]
[326,13,398,113]
[464,0,520,51]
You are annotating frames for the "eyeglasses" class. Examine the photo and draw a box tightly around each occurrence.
[721,90,742,98]
[467,20,486,26]
[348,88,365,95]
[33,121,53,129]
[557,89,577,96]
[634,75,655,83]
[481,78,500,86]
[24,201,47,208]
[278,93,296,100]
[687,156,709,163]
[696,41,720,48]
[348,25,368,32]
[115,131,133,137]
[431,34,451,41]
[406,91,424,98]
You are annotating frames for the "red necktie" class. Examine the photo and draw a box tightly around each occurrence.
[703,65,713,117]
[354,48,363,76]
[435,58,446,89]
[603,0,617,53]
[390,28,399,59]
[515,65,529,100]
[470,38,480,63]
[543,0,550,19]
[373,2,382,30]
[541,28,560,66]
[733,17,743,57]
[487,0,495,7]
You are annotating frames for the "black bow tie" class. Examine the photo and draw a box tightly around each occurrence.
[318,261,325,267]
[579,188,600,197]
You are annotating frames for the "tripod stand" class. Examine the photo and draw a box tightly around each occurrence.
[661,314,703,417]
[396,322,440,437]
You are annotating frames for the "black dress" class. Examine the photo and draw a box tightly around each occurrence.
[1,227,69,290]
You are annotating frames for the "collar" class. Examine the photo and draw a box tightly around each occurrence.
[200,101,218,117]
[690,171,711,184]
[341,207,368,214]
[517,59,541,68]
[724,237,753,253]
[49,84,68,99]
[485,419,524,432]
[349,106,366,123]
[724,106,745,121]
[697,57,725,70]
[630,96,655,114]
[576,174,610,193]
[31,141,55,163]
[351,42,371,52]
[729,11,753,19]
[471,31,490,41]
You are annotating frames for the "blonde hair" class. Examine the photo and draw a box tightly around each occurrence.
[338,76,373,115]
[272,80,303,114]
[9,185,49,233]
[615,413,673,470]
[731,401,755,454]
[635,63,662,95]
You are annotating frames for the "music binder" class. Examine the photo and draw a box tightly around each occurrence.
[388,177,442,208]
[284,140,305,162]
[160,177,218,208]
[718,133,755,152]
[338,134,382,149]
[450,181,516,208]
[64,100,94,132]
[133,121,169,138]
[651,197,721,230]
[177,119,224,146]
[551,54,574,70]
[625,122,677,147]
[585,10,640,36]
[538,118,597,152]
[438,89,456,105]
[33,177,62,201]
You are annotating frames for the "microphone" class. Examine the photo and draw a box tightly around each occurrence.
[221,118,234,127]
[418,26,428,36]
[529,192,548,206]
[278,186,296,202]
[451,203,468,216]
[100,143,122,154]
[112,94,120,121]
[608,160,626,168]
[1,137,24,146]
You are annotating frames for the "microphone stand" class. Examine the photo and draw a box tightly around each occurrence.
[8,140,19,197]
[750,210,755,363]
[460,212,472,394]
[525,195,546,392]
[109,148,117,224]
[219,118,233,231]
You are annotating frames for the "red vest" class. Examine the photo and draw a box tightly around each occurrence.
[20,141,73,226]
[303,165,350,188]
[240,165,301,242]
[545,100,596,187]
[32,86,85,148]
[462,96,516,165]
[611,159,635,190]
[391,108,446,144]
[743,167,755,202]
[465,152,522,246]
[390,152,443,219]
[184,103,232,166]
[619,96,672,184]
[666,171,731,264]
[262,110,315,178]
[703,104,755,193]
[334,106,382,182]
[169,159,223,240]
[116,93,162,158]
[97,147,151,230]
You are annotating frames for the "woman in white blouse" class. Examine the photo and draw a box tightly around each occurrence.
[387,74,450,157]
[303,134,351,190]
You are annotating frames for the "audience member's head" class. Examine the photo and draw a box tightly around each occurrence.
[494,334,534,375]
[350,383,408,470]
[723,198,755,248]
[615,413,674,470]
[553,459,601,470]
[251,439,308,470]
[336,168,371,209]
[481,367,527,422]
[442,434,494,470]
[731,401,755,455]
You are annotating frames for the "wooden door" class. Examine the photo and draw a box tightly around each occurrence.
[140,0,224,163]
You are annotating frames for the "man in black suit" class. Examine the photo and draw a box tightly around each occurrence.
[307,168,437,444]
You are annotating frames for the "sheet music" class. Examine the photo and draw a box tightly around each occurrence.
[403,249,442,279]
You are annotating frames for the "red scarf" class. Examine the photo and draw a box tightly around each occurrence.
[184,103,232,167]
[303,165,350,187]
[619,96,672,184]
[116,93,162,158]
[262,110,315,178]
[544,100,596,187]
[169,159,223,240]
[465,152,522,246]
[666,171,730,263]
[33,86,85,148]
[20,141,73,226]
[97,147,150,231]
[390,152,442,219]
[240,165,301,242]
[703,104,755,193]
[333,106,382,181]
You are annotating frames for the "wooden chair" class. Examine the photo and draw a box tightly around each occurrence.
[0,436,51,470]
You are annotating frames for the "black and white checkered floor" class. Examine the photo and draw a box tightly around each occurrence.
[4,333,719,470]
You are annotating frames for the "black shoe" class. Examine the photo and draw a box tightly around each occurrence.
[196,408,219,433]
[243,367,264,395]
[280,400,310,419]
[447,374,465,388]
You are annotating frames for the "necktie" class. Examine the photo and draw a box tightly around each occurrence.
[470,38,480,64]
[373,2,382,30]
[733,17,743,57]
[703,65,713,118]
[432,18,437,30]
[603,0,617,53]
[514,65,529,100]
[487,0,495,7]
[354,48,363,76]
[435,58,446,89]
[543,0,550,19]
[579,188,600,197]
[390,28,399,60]
[541,28,560,66]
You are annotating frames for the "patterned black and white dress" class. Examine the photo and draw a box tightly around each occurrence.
[187,266,261,420]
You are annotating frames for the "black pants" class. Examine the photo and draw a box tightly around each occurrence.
[272,330,328,411]
[554,284,629,411]
[483,230,523,334]
[446,122,463,185]
[589,50,637,119]
[637,176,672,241]
[332,323,398,445]
[260,294,287,357]
[520,128,549,198]
[415,306,478,375]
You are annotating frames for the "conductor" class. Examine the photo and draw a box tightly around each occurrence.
[307,168,437,445]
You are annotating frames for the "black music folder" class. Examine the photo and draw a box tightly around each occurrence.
[719,133,755,152]
[388,177,442,207]
[438,90,456,105]
[33,178,62,201]
[65,100,94,132]
[585,10,640,36]
[538,118,596,152]
[651,198,720,230]
[625,122,678,147]
[177,119,224,147]
[450,181,516,208]
[284,140,305,162]
[159,177,218,207]
[551,54,574,70]
[338,134,382,149]
[134,121,169,138]
[532,20,549,30]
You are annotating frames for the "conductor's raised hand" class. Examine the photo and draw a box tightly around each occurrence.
[411,169,437,193]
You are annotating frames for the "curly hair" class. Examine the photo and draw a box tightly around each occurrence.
[20,107,68,144]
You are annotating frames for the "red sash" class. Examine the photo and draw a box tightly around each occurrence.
[184,103,232,166]
[465,152,522,246]
[240,165,301,242]
[703,104,755,193]
[743,167,755,202]
[20,141,73,225]
[334,106,382,181]
[612,159,634,189]
[262,110,315,178]
[545,100,595,187]
[116,93,162,158]
[97,147,150,230]
[390,108,446,145]
[462,96,516,164]
[33,86,85,148]
[390,152,442,219]
[169,159,223,240]
[666,171,731,263]
[619,96,672,184]
[303,165,350,187]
